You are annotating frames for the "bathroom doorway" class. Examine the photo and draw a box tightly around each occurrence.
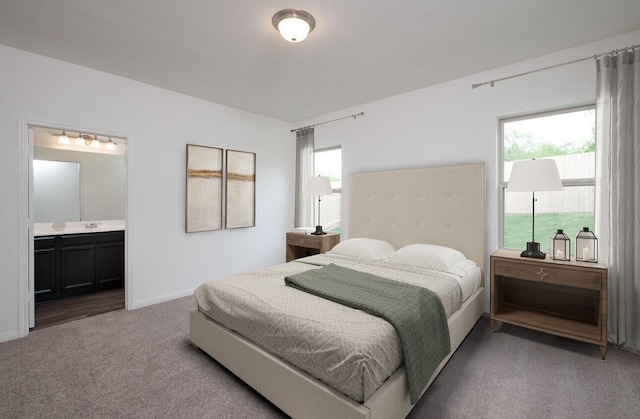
[28,125,127,329]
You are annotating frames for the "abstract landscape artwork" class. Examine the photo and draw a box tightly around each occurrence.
[186,144,223,232]
[225,150,256,229]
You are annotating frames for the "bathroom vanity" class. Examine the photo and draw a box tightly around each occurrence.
[34,222,124,303]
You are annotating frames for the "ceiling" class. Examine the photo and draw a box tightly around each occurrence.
[1,1,640,122]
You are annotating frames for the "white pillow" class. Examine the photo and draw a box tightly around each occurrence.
[389,244,467,273]
[329,238,396,260]
[448,259,477,276]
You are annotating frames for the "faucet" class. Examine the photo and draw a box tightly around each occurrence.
[85,222,99,229]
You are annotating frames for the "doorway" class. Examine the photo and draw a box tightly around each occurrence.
[27,124,128,329]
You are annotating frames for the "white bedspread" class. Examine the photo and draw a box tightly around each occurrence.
[194,254,464,402]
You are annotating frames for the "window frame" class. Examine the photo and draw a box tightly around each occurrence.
[498,104,596,250]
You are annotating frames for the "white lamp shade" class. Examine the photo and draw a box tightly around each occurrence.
[507,159,563,192]
[308,176,332,196]
[278,17,310,42]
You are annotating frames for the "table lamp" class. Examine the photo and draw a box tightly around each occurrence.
[507,158,563,258]
[308,176,333,235]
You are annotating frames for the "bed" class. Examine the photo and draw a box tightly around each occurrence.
[190,163,486,419]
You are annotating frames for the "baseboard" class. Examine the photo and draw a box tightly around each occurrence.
[131,288,195,309]
[0,329,24,344]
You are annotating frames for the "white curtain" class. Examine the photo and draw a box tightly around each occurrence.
[595,49,640,352]
[294,128,314,228]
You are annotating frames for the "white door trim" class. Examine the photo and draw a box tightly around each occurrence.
[17,118,130,336]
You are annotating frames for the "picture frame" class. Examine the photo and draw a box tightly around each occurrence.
[186,144,223,232]
[225,149,256,229]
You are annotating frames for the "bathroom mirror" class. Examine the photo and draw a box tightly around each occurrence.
[33,159,81,222]
[33,148,125,223]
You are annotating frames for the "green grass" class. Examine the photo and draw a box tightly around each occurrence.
[504,213,594,254]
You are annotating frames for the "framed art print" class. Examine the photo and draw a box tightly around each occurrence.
[186,144,223,232]
[225,149,256,229]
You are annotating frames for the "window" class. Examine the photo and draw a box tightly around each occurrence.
[314,147,341,233]
[499,106,595,254]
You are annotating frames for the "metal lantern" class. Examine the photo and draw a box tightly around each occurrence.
[576,227,598,263]
[550,229,570,261]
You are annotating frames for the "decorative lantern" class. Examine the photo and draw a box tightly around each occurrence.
[576,227,598,263]
[550,229,570,261]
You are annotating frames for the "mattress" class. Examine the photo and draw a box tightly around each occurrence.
[194,253,479,403]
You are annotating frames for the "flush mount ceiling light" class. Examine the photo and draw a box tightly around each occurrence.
[272,9,316,43]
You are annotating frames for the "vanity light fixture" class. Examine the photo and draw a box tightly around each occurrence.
[51,131,119,151]
[272,9,316,43]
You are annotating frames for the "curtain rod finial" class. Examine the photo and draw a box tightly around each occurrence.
[471,83,481,89]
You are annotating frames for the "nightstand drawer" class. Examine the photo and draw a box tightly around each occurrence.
[286,232,340,262]
[286,234,322,250]
[493,259,602,290]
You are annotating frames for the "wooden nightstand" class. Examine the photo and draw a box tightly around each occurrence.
[286,232,340,262]
[490,249,608,359]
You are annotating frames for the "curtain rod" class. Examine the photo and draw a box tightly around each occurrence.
[291,112,364,132]
[471,43,639,89]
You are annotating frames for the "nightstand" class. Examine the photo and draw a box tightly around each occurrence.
[490,249,608,359]
[286,232,340,262]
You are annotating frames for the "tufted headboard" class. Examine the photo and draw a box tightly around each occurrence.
[349,163,486,274]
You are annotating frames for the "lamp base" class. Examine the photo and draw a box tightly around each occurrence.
[310,225,326,235]
[520,241,546,259]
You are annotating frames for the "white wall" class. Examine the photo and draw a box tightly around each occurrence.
[300,30,640,311]
[0,45,293,342]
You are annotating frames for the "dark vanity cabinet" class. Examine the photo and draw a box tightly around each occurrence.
[35,231,124,302]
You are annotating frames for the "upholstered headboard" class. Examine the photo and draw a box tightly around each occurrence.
[349,163,486,274]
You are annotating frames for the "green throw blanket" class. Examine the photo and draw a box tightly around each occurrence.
[284,263,450,404]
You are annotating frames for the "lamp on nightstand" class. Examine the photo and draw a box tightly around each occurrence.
[308,176,332,235]
[507,158,563,259]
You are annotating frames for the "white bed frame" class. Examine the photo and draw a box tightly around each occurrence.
[190,163,486,419]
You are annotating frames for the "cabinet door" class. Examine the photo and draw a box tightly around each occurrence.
[95,242,124,286]
[34,246,56,297]
[60,245,96,291]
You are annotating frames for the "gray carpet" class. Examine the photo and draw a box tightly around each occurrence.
[1,295,638,419]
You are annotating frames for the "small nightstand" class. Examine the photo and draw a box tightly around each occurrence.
[286,232,340,262]
[490,249,608,359]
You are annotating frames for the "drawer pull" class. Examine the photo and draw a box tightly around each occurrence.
[537,268,548,281]
[299,238,305,245]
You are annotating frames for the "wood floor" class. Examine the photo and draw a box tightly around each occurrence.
[33,288,125,330]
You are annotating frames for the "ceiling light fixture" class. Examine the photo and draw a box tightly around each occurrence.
[272,9,316,43]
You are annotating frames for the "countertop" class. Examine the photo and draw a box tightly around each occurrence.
[34,220,125,237]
